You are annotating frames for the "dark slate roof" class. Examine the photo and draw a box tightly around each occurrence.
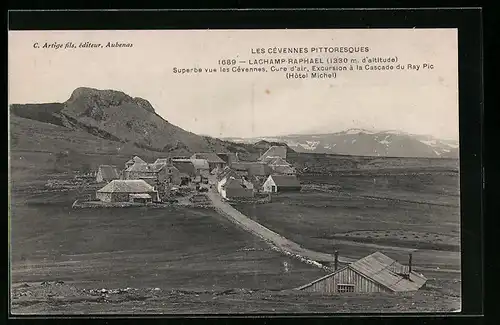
[230,162,271,176]
[270,175,301,187]
[98,165,120,181]
[191,153,226,164]
[97,180,155,193]
[172,161,196,176]
[297,252,427,292]
[248,163,272,176]
[222,177,244,189]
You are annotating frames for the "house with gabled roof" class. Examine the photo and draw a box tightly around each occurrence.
[218,176,254,200]
[96,179,159,203]
[172,159,197,185]
[296,252,427,294]
[124,162,168,182]
[96,165,120,183]
[125,156,146,169]
[262,174,301,193]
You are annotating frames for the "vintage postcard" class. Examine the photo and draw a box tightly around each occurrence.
[9,28,461,314]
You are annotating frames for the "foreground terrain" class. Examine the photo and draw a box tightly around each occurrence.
[9,111,461,314]
[10,165,462,314]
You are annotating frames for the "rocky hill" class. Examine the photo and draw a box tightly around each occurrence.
[9,87,281,158]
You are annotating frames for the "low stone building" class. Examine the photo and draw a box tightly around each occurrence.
[96,180,159,203]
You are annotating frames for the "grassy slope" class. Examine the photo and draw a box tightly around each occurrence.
[10,115,176,185]
[10,192,326,292]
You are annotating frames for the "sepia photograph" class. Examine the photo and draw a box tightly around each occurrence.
[8,28,462,315]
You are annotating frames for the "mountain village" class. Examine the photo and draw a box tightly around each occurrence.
[74,145,302,207]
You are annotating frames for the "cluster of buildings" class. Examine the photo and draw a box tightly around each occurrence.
[93,153,223,204]
[92,145,302,204]
[214,146,302,200]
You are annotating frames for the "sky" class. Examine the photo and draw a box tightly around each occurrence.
[8,29,459,140]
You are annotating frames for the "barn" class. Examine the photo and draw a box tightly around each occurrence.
[262,175,301,193]
[96,180,159,203]
[297,252,427,294]
[96,165,120,183]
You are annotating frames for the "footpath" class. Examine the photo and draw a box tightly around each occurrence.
[206,189,460,274]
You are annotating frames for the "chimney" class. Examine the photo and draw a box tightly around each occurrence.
[408,253,413,274]
[334,250,339,271]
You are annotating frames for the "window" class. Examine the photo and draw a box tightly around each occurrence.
[337,284,355,293]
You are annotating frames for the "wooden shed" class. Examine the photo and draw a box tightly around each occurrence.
[297,252,427,294]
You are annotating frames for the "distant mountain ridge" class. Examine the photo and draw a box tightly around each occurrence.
[223,128,459,158]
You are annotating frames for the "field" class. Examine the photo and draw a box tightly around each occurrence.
[234,171,460,269]
[9,115,462,314]
[10,170,462,314]
[10,190,326,290]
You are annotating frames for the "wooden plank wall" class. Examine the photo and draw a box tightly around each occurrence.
[302,267,391,294]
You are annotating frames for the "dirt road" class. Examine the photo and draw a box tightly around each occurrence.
[206,190,460,274]
[207,191,353,267]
